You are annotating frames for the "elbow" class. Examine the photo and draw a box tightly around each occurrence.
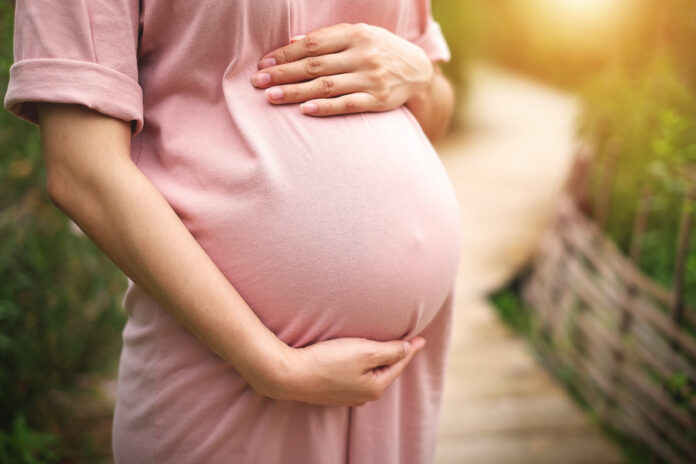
[45,168,72,212]
[425,102,454,144]
[422,74,456,144]
[37,102,132,216]
[45,161,89,216]
[436,80,456,141]
[425,110,452,143]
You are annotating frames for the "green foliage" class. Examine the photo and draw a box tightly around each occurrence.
[431,0,481,89]
[1,1,127,460]
[650,108,696,195]
[0,199,127,420]
[489,284,531,335]
[0,415,59,464]
[431,0,482,128]
[580,58,696,307]
[469,0,696,306]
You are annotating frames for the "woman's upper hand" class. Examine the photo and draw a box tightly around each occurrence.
[250,23,434,117]
[250,336,427,407]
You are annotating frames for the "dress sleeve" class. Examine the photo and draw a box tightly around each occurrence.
[403,0,451,63]
[3,0,144,135]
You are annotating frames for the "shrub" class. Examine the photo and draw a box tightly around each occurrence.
[580,57,696,308]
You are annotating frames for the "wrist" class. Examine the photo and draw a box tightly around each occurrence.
[232,330,298,400]
[265,343,300,400]
[406,52,434,110]
[265,345,305,401]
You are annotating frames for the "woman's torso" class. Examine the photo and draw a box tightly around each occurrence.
[112,1,460,461]
[128,0,462,347]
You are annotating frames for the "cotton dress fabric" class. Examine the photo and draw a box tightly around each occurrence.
[5,1,462,462]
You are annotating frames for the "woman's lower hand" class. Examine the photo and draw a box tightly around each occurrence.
[251,336,427,407]
[250,23,434,116]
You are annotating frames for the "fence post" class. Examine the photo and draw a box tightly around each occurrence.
[595,138,620,228]
[630,186,652,266]
[602,186,652,427]
[671,186,694,327]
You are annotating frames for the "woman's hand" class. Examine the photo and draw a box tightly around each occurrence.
[250,23,434,117]
[252,336,427,407]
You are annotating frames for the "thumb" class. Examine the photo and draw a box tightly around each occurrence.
[363,340,412,370]
[372,336,427,383]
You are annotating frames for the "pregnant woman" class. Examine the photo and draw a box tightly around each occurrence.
[5,0,462,462]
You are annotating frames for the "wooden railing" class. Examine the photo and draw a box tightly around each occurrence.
[521,179,695,463]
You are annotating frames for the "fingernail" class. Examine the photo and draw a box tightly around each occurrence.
[300,101,318,114]
[266,87,284,100]
[290,34,306,43]
[402,341,411,355]
[258,57,276,69]
[252,73,271,86]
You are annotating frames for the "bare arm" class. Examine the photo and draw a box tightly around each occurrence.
[37,102,425,406]
[39,103,290,392]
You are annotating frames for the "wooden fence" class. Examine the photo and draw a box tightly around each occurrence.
[521,154,696,463]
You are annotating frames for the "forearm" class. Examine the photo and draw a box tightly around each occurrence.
[38,103,290,395]
[405,65,455,143]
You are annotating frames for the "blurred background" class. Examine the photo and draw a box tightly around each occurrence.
[1,0,695,462]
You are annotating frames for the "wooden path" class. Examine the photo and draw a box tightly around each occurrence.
[433,66,625,464]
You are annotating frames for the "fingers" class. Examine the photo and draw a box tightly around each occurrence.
[299,93,380,116]
[263,73,368,105]
[370,337,426,385]
[290,34,306,44]
[257,24,350,69]
[362,340,411,371]
[251,53,355,89]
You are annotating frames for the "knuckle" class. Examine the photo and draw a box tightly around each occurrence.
[364,348,381,364]
[319,77,335,97]
[365,48,382,67]
[343,97,358,113]
[364,377,385,401]
[370,69,388,85]
[303,35,321,53]
[273,67,287,81]
[353,22,371,36]
[368,386,383,401]
[373,89,390,105]
[281,47,293,63]
[280,86,294,101]
[305,57,323,76]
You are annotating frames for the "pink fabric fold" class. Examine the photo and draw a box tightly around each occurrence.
[5,58,144,134]
[413,18,451,63]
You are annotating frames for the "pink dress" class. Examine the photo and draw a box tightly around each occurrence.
[5,0,462,462]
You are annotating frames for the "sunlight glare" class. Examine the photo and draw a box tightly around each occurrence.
[556,0,606,13]
[551,0,622,20]
[546,0,626,27]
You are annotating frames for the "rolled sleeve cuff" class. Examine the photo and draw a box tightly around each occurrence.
[412,19,451,63]
[4,58,144,136]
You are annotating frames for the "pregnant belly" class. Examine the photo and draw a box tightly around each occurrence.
[140,102,462,347]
